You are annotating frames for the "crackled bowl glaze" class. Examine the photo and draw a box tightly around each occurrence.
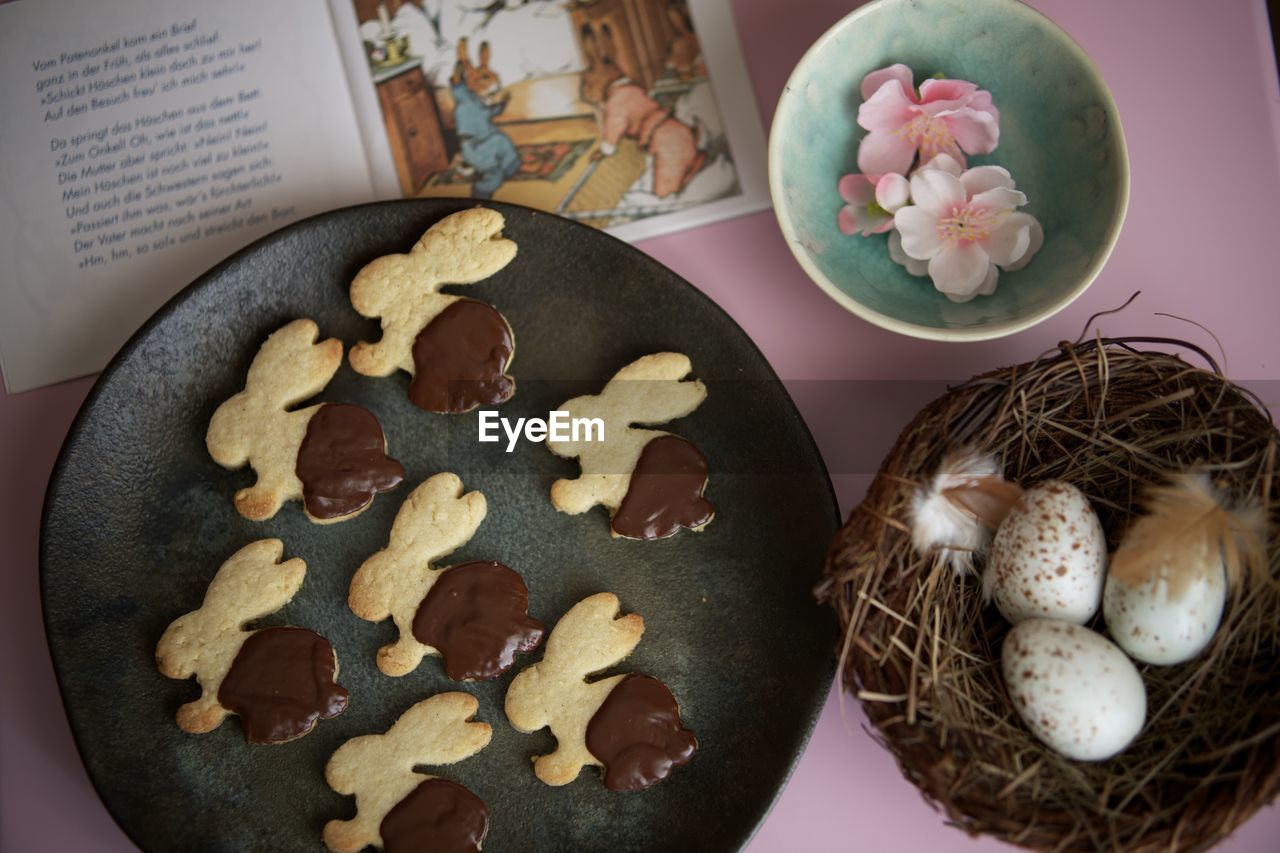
[770,0,1129,340]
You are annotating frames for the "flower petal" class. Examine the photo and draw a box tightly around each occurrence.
[857,129,918,178]
[909,169,966,217]
[1001,213,1044,271]
[977,263,999,296]
[838,173,875,205]
[889,228,930,276]
[968,88,1000,123]
[960,165,1015,196]
[971,186,1027,212]
[929,243,990,296]
[918,78,978,112]
[875,173,911,212]
[944,108,1000,155]
[982,214,1031,266]
[916,153,963,177]
[894,205,943,259]
[946,264,999,303]
[860,63,916,102]
[857,80,919,132]
[837,206,860,235]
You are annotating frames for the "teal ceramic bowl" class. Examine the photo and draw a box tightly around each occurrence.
[770,0,1129,341]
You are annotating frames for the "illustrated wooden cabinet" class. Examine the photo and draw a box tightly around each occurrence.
[377,63,450,196]
[570,0,680,92]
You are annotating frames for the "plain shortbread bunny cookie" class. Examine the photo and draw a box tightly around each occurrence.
[155,539,347,742]
[349,473,486,676]
[547,352,712,536]
[324,692,492,853]
[348,207,517,411]
[206,318,403,523]
[504,592,644,785]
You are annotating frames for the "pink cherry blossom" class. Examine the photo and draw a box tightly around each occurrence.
[857,64,1000,177]
[893,162,1041,302]
[837,172,910,236]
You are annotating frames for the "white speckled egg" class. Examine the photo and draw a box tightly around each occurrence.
[1103,556,1226,665]
[1003,619,1146,761]
[986,481,1107,624]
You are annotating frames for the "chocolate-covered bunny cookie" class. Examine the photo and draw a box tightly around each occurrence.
[547,352,714,539]
[207,319,404,523]
[348,207,518,413]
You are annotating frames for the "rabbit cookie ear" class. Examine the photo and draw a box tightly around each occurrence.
[547,353,715,539]
[323,692,492,853]
[505,593,643,786]
[156,540,347,743]
[478,40,491,68]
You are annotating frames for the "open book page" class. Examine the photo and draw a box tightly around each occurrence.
[0,0,376,393]
[329,0,769,242]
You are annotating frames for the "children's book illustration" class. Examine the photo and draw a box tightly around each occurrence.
[351,0,746,229]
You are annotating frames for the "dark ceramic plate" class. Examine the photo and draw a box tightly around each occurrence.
[41,200,838,852]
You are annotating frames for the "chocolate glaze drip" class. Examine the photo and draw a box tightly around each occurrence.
[410,300,515,413]
[585,674,697,792]
[380,778,488,853]
[217,627,349,745]
[611,435,714,540]
[412,561,544,680]
[296,403,404,519]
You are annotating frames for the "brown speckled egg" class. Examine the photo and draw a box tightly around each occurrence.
[1002,619,1146,761]
[1103,555,1226,665]
[986,481,1107,624]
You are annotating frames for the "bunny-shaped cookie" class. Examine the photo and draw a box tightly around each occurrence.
[548,352,715,539]
[349,473,543,680]
[156,539,348,744]
[348,208,519,413]
[505,593,696,791]
[324,692,491,853]
[207,319,404,523]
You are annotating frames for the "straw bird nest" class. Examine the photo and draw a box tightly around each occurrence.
[818,338,1279,851]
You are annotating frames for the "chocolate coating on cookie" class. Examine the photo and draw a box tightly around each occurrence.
[296,403,404,519]
[611,435,714,540]
[409,300,514,413]
[217,626,349,744]
[412,561,544,680]
[379,778,488,853]
[585,674,697,792]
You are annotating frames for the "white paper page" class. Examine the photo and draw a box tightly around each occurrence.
[0,0,378,393]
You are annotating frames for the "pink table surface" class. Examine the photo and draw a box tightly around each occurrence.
[3,0,1278,850]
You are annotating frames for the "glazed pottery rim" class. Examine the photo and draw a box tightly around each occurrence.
[768,0,1131,342]
[39,197,840,853]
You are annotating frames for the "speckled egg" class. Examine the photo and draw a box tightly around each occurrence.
[1003,619,1146,761]
[986,481,1107,624]
[1103,557,1226,665]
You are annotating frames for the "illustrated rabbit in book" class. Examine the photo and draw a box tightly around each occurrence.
[206,319,404,523]
[348,207,519,414]
[579,24,705,199]
[505,593,697,792]
[449,37,521,199]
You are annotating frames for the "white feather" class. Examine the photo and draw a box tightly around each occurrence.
[910,449,1016,577]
